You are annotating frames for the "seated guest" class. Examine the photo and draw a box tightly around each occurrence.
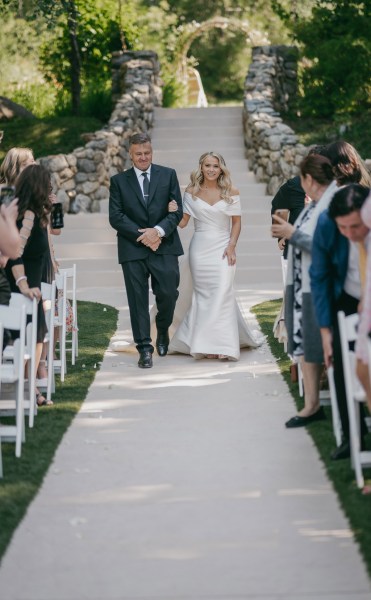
[271,154,337,427]
[5,164,53,406]
[310,184,370,459]
[355,192,371,411]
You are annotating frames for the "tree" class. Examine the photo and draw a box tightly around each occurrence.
[273,0,371,117]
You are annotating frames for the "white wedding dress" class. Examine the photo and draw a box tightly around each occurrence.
[168,192,263,361]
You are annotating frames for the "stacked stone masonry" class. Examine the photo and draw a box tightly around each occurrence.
[39,51,162,213]
[243,45,307,195]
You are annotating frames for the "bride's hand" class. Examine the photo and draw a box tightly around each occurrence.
[168,200,178,212]
[223,244,236,266]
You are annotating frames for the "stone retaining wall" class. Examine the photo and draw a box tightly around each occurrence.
[39,51,162,213]
[243,45,307,195]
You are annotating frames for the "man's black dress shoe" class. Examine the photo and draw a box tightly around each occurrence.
[138,351,153,369]
[331,439,350,460]
[156,331,169,357]
[285,406,326,428]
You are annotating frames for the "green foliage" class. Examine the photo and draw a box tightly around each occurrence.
[39,1,123,88]
[0,300,118,562]
[274,0,371,118]
[0,116,104,161]
[189,28,248,103]
[252,298,371,579]
[285,110,371,159]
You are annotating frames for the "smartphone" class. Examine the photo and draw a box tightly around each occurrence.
[0,185,16,206]
[274,208,290,221]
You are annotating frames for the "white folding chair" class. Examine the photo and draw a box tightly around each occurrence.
[40,280,56,403]
[0,322,3,477]
[7,294,38,427]
[0,304,27,457]
[54,271,67,382]
[59,264,78,365]
[338,311,371,488]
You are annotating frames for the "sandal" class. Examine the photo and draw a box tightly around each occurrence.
[36,392,53,407]
[218,355,228,360]
[205,354,218,359]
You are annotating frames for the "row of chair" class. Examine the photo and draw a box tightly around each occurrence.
[338,311,371,489]
[0,265,78,477]
[297,311,371,489]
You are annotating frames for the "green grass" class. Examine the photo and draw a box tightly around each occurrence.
[252,298,371,578]
[0,116,104,162]
[284,110,371,158]
[0,300,118,562]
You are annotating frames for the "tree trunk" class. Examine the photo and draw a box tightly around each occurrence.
[62,0,81,115]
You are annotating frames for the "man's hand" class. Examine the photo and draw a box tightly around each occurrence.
[137,228,161,251]
[320,328,333,368]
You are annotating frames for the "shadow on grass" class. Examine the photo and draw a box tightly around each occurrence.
[252,298,371,580]
[0,301,118,563]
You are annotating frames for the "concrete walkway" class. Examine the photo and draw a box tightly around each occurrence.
[0,107,370,599]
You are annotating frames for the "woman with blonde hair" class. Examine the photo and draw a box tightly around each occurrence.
[167,152,262,360]
[0,147,35,185]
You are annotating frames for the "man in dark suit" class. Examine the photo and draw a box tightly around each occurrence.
[109,132,183,368]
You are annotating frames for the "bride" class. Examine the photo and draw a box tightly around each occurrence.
[167,151,263,361]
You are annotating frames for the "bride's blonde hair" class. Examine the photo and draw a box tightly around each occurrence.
[188,152,233,203]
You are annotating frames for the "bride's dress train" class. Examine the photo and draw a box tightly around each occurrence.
[168,193,264,361]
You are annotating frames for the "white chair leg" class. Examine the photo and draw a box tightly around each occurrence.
[327,366,342,447]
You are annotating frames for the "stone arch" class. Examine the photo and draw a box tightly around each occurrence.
[176,16,270,82]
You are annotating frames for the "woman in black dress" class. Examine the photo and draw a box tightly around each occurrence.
[6,164,53,405]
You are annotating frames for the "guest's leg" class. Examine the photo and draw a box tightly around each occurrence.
[356,359,371,412]
[298,357,322,417]
[121,259,153,353]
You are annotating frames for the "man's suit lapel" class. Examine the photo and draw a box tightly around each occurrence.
[125,168,146,207]
[148,165,161,205]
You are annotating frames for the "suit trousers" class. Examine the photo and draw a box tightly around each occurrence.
[122,254,180,353]
[333,290,367,441]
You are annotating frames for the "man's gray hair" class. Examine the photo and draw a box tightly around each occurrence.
[129,132,152,146]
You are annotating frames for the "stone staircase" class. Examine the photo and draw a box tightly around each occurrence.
[54,106,283,308]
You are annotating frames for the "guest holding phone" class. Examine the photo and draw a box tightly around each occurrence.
[271,154,337,427]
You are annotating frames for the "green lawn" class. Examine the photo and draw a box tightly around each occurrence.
[252,298,371,579]
[0,116,104,162]
[0,300,118,562]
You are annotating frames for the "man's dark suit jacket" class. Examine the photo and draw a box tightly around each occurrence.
[109,163,184,263]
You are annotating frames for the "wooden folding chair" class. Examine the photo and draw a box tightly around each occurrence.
[0,303,27,457]
[59,264,78,365]
[338,311,371,488]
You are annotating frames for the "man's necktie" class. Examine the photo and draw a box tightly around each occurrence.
[141,172,149,204]
[358,240,368,290]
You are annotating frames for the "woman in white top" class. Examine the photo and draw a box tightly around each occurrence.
[167,152,262,361]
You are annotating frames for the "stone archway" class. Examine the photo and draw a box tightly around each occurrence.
[176,16,270,83]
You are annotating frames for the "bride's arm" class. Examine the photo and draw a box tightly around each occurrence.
[223,215,241,265]
[178,213,191,228]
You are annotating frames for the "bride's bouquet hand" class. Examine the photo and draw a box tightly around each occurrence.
[168,200,178,212]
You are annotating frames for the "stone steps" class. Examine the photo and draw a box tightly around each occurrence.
[53,105,283,305]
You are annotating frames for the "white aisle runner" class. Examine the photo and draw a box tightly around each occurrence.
[0,107,370,599]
